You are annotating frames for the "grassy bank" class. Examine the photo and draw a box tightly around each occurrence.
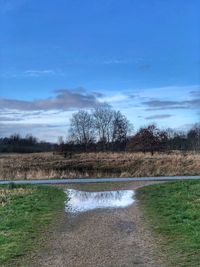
[0,184,66,267]
[0,151,200,180]
[137,180,200,266]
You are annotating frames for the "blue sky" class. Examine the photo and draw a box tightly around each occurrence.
[0,0,200,141]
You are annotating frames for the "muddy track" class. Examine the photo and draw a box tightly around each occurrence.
[28,182,165,267]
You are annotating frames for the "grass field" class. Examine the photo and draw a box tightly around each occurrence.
[0,184,66,267]
[137,180,200,267]
[0,151,200,180]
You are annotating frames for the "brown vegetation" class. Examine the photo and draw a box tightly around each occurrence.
[0,151,200,180]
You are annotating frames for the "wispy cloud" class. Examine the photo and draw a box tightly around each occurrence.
[141,87,200,111]
[24,70,56,77]
[102,57,152,72]
[145,114,173,120]
[143,98,200,110]
[143,100,183,110]
[1,69,63,78]
[0,116,23,122]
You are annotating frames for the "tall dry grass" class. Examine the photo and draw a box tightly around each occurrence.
[0,151,200,180]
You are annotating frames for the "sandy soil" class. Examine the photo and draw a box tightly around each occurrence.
[28,182,165,267]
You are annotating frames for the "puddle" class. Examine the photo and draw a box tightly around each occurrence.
[65,189,135,213]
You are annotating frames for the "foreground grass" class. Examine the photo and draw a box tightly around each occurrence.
[137,180,200,266]
[0,184,66,267]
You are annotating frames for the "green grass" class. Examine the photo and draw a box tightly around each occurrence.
[137,180,200,267]
[0,184,66,267]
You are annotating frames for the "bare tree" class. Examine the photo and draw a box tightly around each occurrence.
[187,123,200,151]
[68,110,94,151]
[66,105,132,152]
[112,111,131,150]
[92,104,114,149]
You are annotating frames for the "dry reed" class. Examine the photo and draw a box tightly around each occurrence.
[0,151,199,180]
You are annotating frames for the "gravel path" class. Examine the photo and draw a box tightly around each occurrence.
[29,182,165,267]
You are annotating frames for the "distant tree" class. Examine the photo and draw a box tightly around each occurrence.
[9,133,21,145]
[0,133,54,153]
[92,104,114,150]
[65,105,132,152]
[92,104,132,151]
[25,134,37,146]
[112,111,132,151]
[169,131,188,151]
[57,136,65,153]
[187,124,200,151]
[68,110,94,151]
[128,124,168,155]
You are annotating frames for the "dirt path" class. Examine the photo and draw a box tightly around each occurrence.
[29,182,165,267]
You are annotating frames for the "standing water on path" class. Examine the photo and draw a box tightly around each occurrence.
[65,189,135,213]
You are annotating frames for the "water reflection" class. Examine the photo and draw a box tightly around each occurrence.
[65,189,135,213]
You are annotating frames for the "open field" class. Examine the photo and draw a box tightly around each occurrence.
[0,184,65,267]
[138,180,200,267]
[0,151,200,180]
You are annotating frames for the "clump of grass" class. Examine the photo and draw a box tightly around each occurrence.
[0,185,33,207]
[137,180,200,267]
[0,185,66,267]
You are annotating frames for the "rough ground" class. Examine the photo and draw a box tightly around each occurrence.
[28,182,165,267]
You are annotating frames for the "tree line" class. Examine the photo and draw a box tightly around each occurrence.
[1,105,200,154]
[58,105,200,155]
[0,134,55,153]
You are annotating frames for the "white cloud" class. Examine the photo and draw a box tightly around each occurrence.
[0,69,64,78]
[24,70,56,77]
[98,94,128,103]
